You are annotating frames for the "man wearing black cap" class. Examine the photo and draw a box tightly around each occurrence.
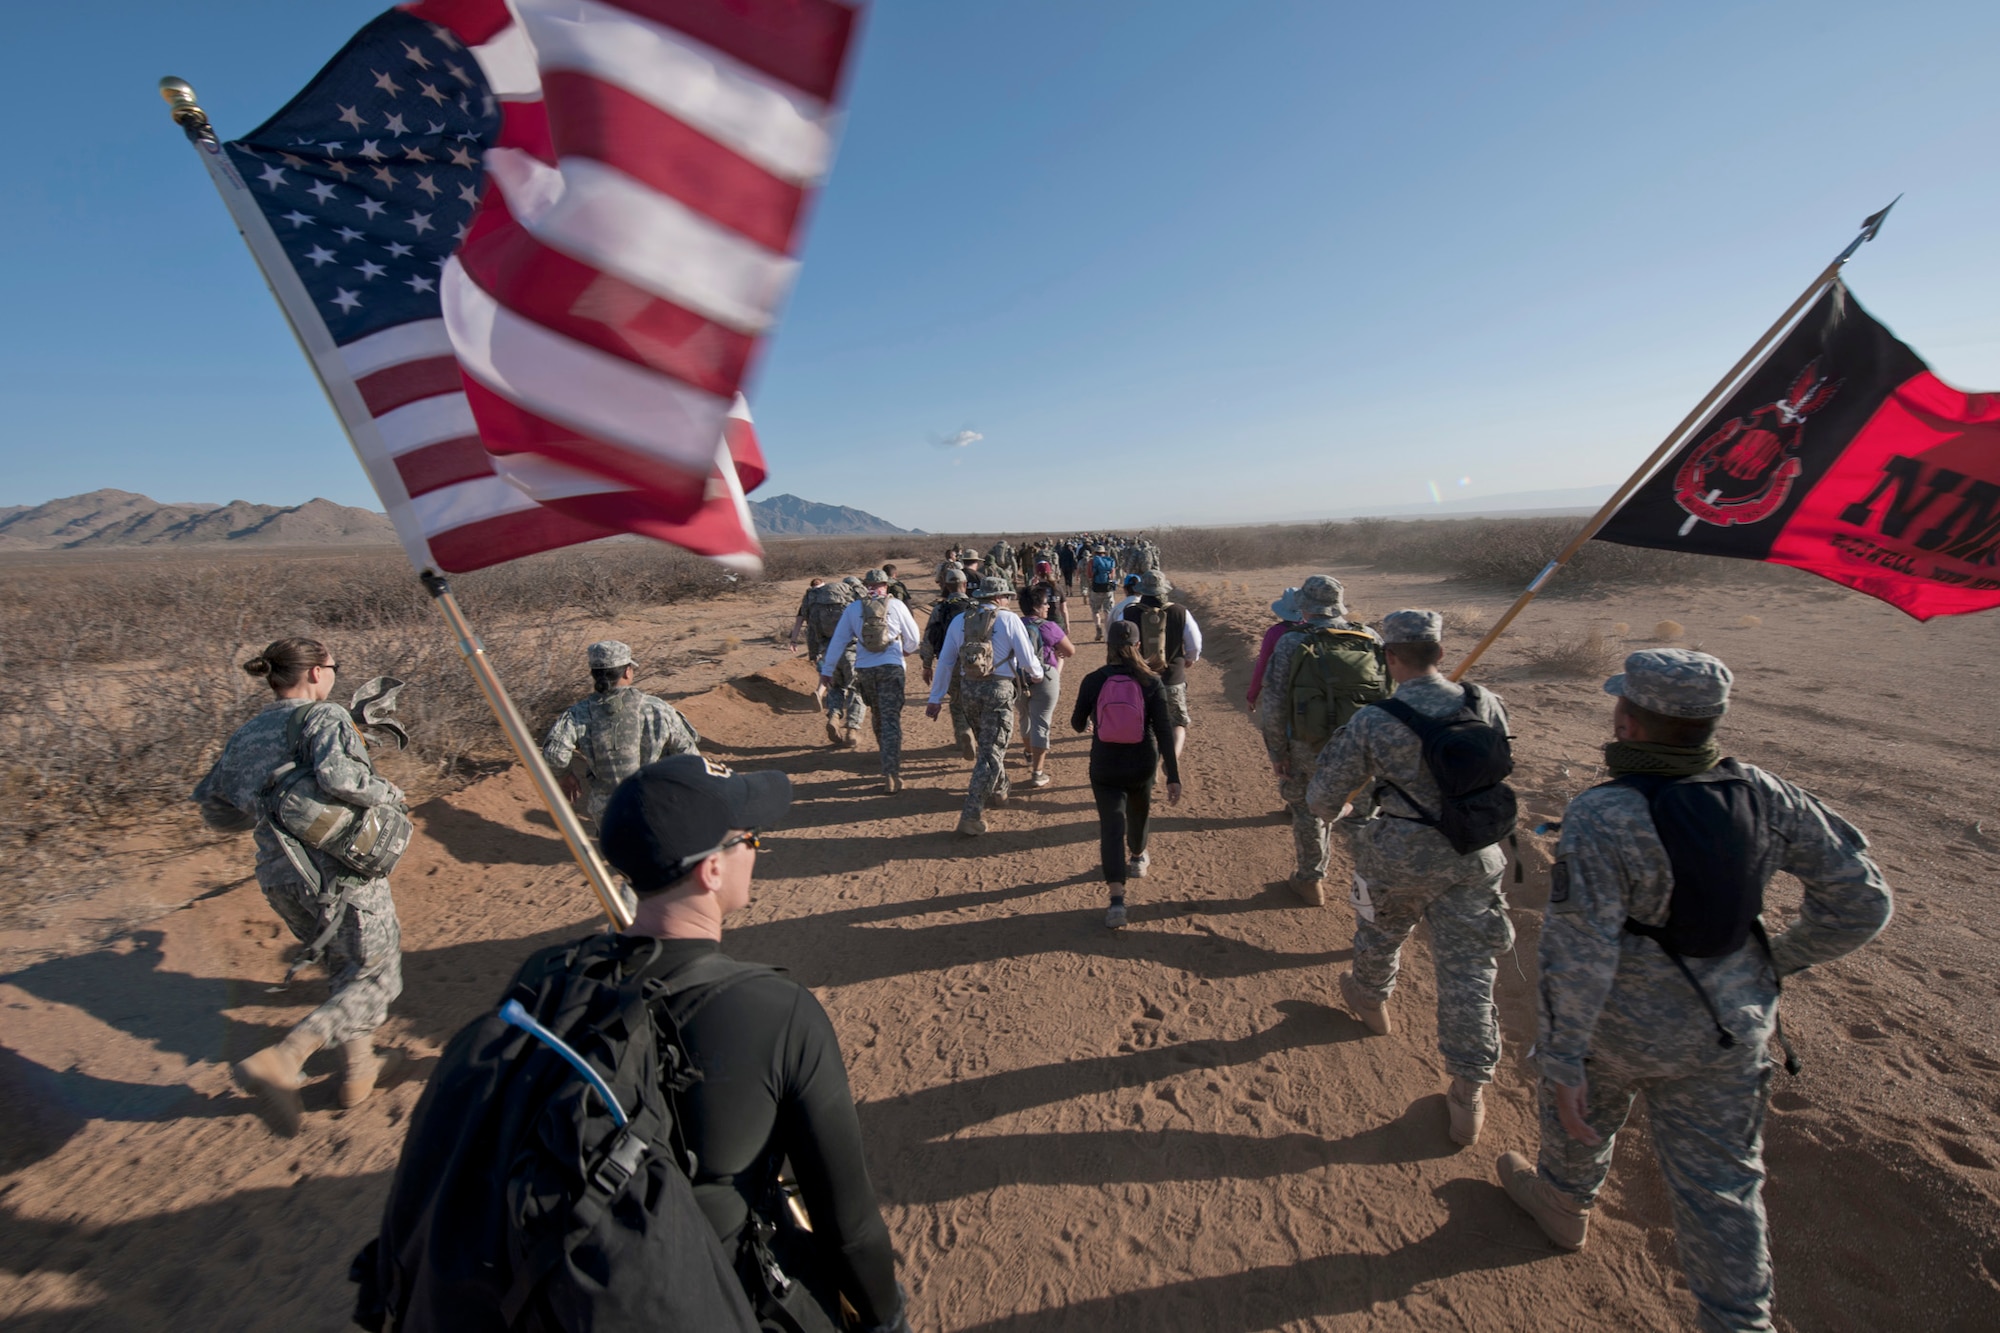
[598,756,911,1333]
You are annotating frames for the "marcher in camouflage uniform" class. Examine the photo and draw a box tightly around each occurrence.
[922,567,978,760]
[926,575,1045,836]
[542,640,701,821]
[1308,609,1514,1147]
[1496,650,1892,1333]
[821,570,923,792]
[1257,576,1379,904]
[193,638,405,1137]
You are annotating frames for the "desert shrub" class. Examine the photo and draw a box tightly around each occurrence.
[1520,629,1620,677]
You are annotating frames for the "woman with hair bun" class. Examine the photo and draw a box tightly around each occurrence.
[192,637,406,1136]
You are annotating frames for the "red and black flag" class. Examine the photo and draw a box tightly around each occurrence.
[1596,283,2000,620]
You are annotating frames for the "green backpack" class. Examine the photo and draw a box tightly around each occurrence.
[1286,628,1389,747]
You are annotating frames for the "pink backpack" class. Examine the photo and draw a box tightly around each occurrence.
[1094,673,1147,744]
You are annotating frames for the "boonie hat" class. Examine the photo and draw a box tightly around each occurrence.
[1380,610,1443,644]
[1138,571,1170,598]
[973,574,1013,600]
[1605,649,1732,719]
[587,640,634,670]
[1297,576,1347,619]
[1270,587,1303,621]
[599,754,793,895]
[863,568,889,586]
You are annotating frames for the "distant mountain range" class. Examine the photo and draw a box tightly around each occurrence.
[748,493,921,536]
[0,488,919,551]
[0,489,396,551]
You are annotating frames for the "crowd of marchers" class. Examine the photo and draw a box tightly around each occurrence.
[192,531,1891,1333]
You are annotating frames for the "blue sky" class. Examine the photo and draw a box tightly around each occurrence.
[5,0,1996,532]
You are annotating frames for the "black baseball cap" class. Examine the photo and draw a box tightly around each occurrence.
[599,755,793,895]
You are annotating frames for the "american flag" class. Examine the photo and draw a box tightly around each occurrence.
[214,0,858,573]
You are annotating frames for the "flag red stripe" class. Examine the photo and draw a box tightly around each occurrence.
[394,435,496,498]
[397,0,512,46]
[497,99,556,162]
[723,412,766,492]
[355,355,466,417]
[456,191,757,397]
[540,488,763,560]
[462,375,712,515]
[604,0,856,103]
[427,504,622,573]
[540,70,805,253]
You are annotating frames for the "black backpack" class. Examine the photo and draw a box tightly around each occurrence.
[1373,684,1517,854]
[1608,760,1782,1052]
[926,596,970,658]
[351,932,763,1333]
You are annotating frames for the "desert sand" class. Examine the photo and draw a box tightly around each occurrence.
[2,563,1997,1330]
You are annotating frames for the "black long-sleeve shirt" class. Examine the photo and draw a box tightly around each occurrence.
[1069,663,1181,788]
[651,939,901,1329]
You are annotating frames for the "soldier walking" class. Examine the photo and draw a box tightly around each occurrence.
[925,574,1045,837]
[1256,576,1386,904]
[1307,610,1516,1147]
[921,567,978,760]
[1496,650,1891,1333]
[194,638,406,1135]
[541,641,702,822]
[820,570,923,792]
[1117,571,1203,764]
[792,576,866,745]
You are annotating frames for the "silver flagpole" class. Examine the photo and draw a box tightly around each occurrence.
[158,76,633,930]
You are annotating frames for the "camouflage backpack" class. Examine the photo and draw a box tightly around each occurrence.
[1135,604,1176,672]
[959,607,998,679]
[583,688,649,789]
[804,581,854,638]
[860,596,894,652]
[1286,627,1390,747]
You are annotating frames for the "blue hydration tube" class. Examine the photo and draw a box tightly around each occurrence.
[500,998,629,1128]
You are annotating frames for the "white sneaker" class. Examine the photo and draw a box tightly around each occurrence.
[1128,852,1149,879]
[1104,902,1128,929]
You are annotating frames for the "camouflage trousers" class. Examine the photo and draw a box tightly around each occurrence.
[852,664,906,776]
[824,644,865,730]
[1346,862,1513,1082]
[939,672,974,753]
[261,870,403,1044]
[1537,1051,1776,1333]
[1278,740,1331,881]
[960,675,1017,819]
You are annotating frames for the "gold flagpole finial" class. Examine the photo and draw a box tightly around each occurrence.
[159,77,216,144]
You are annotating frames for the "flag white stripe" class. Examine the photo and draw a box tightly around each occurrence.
[468,21,542,101]
[515,0,835,184]
[492,450,646,502]
[409,474,546,531]
[442,257,730,470]
[482,147,794,335]
[340,318,454,379]
[374,391,480,457]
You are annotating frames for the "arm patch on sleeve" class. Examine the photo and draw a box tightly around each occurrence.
[1549,858,1574,910]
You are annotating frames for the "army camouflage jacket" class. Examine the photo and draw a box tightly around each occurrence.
[1305,673,1511,888]
[193,699,403,882]
[1539,764,1891,1087]
[1255,619,1375,757]
[542,687,701,819]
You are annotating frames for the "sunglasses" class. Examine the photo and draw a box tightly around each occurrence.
[672,830,765,871]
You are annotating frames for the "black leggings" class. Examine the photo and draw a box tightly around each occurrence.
[1091,781,1152,887]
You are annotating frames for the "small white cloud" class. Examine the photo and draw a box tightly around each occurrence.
[935,429,984,449]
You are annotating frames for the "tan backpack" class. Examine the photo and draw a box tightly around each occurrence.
[959,606,998,679]
[860,596,894,652]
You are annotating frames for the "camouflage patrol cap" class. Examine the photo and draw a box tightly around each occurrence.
[842,575,863,588]
[587,640,634,670]
[1605,649,1732,719]
[1297,575,1347,620]
[940,566,967,588]
[1380,610,1443,644]
[863,568,889,586]
[1138,571,1170,598]
[973,574,1014,600]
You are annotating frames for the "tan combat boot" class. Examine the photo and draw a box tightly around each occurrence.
[1447,1077,1486,1147]
[1289,873,1326,906]
[824,716,844,746]
[338,1038,405,1109]
[1339,972,1392,1036]
[881,772,902,794]
[233,1028,322,1137]
[955,814,986,838]
[1496,1151,1590,1250]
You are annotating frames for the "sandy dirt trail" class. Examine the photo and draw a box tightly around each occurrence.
[2,568,1997,1330]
